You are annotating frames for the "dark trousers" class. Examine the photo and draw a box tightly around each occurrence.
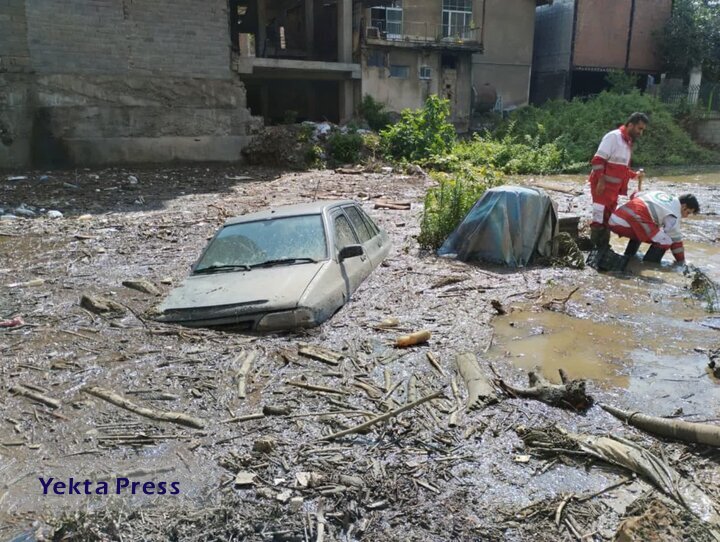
[623,239,666,262]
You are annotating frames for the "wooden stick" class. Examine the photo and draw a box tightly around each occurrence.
[298,344,343,366]
[9,385,61,409]
[426,352,445,375]
[84,386,205,429]
[221,412,265,423]
[235,350,257,399]
[320,390,444,441]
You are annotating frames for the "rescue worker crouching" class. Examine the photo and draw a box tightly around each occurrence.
[589,112,649,250]
[608,191,700,270]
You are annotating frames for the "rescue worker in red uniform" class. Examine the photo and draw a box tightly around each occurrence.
[608,191,699,269]
[589,112,649,249]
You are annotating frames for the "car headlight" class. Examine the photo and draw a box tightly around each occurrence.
[256,308,316,331]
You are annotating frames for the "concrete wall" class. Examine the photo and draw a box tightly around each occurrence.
[0,0,258,168]
[361,49,439,113]
[696,117,720,146]
[472,0,536,108]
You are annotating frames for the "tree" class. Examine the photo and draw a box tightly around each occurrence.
[657,0,720,81]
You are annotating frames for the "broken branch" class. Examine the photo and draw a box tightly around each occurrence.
[320,390,444,441]
[84,386,205,429]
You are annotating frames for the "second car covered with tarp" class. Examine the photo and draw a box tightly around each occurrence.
[437,186,558,268]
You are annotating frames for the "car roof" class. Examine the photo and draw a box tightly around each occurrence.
[224,200,356,226]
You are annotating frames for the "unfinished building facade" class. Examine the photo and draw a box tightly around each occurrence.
[231,0,360,124]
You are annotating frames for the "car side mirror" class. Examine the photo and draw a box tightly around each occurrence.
[339,244,364,261]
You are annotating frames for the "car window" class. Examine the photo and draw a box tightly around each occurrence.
[343,206,373,243]
[334,214,358,251]
[195,214,327,270]
[357,207,380,237]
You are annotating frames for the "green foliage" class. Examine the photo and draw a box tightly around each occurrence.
[496,91,719,167]
[657,0,720,79]
[605,70,638,94]
[453,123,571,174]
[361,132,382,160]
[418,165,502,250]
[380,95,456,162]
[327,130,363,164]
[359,95,392,132]
[296,123,314,143]
[305,144,325,169]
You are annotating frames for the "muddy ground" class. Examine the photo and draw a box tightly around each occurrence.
[1,166,720,541]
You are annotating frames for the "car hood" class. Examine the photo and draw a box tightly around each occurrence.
[159,262,326,312]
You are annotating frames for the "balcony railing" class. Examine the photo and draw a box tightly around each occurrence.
[363,21,482,47]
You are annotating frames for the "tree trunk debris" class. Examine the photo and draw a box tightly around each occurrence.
[455,352,498,410]
[601,403,720,447]
[395,330,431,348]
[497,367,593,411]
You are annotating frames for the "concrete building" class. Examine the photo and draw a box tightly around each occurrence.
[472,0,552,113]
[359,0,550,131]
[231,0,361,125]
[531,0,672,103]
[0,0,258,169]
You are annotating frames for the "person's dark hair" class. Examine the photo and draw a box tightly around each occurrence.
[680,193,700,214]
[626,112,649,126]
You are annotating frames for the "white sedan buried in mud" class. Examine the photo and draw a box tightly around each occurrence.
[156,200,391,331]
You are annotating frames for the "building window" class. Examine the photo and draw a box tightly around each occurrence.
[370,3,403,38]
[442,0,472,38]
[389,65,409,78]
[367,50,385,68]
[419,65,432,80]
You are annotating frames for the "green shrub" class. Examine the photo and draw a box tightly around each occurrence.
[305,145,325,169]
[453,125,569,174]
[498,90,719,167]
[328,130,363,164]
[418,164,502,250]
[605,70,638,94]
[380,95,456,162]
[359,95,392,132]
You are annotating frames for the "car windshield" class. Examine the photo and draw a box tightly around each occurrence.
[194,214,328,273]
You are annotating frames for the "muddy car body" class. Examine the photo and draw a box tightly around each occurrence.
[156,200,391,331]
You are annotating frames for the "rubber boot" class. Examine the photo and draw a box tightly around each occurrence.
[590,227,610,249]
[643,244,667,263]
[619,239,641,271]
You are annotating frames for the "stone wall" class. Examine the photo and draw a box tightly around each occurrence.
[0,0,259,168]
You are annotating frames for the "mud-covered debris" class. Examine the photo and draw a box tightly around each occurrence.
[491,300,506,315]
[373,317,400,329]
[121,279,160,296]
[234,471,256,488]
[10,384,61,409]
[498,366,593,411]
[253,436,277,454]
[8,278,44,288]
[295,472,326,488]
[80,294,126,315]
[297,344,343,366]
[262,404,293,416]
[456,352,498,410]
[0,316,25,328]
[374,199,411,210]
